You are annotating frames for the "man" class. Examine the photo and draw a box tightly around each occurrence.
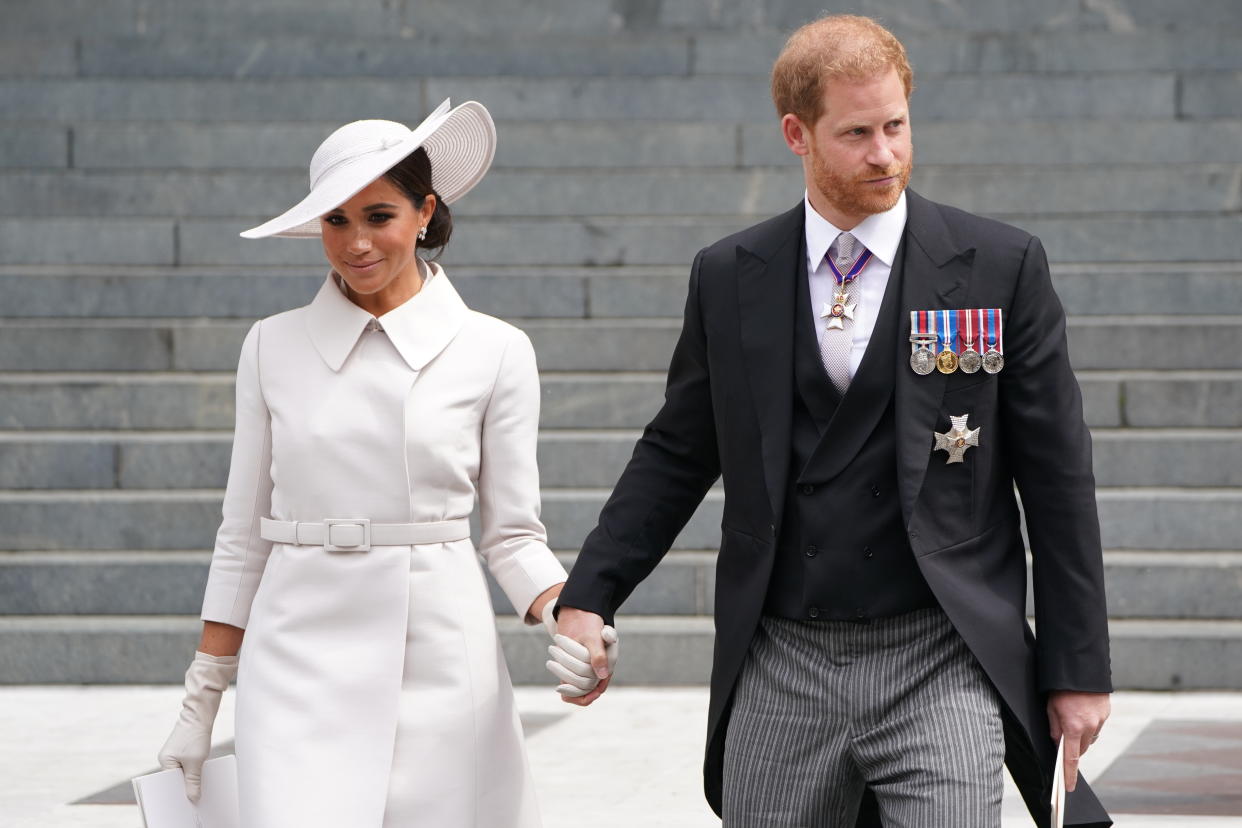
[557,14,1112,828]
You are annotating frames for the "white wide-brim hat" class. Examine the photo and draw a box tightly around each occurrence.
[241,98,496,239]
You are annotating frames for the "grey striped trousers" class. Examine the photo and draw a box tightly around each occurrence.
[721,608,1004,827]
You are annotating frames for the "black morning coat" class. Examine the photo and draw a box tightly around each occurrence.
[557,190,1114,827]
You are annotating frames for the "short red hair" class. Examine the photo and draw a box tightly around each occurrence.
[771,15,915,125]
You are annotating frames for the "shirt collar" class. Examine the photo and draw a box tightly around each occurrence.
[804,189,908,271]
[304,259,468,372]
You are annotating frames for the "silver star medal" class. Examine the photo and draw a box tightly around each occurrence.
[934,414,981,464]
[821,290,857,331]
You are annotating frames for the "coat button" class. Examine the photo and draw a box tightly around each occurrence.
[908,530,919,540]
[863,547,873,559]
[808,606,820,619]
[806,545,818,558]
[871,484,881,498]
[801,484,815,495]
[855,608,866,620]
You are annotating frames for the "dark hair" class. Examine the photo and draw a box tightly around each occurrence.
[382,146,453,257]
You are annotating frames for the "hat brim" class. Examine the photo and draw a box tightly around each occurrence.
[240,100,496,239]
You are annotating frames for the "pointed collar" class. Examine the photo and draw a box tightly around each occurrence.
[804,189,907,271]
[304,260,469,372]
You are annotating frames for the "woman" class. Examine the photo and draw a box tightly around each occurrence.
[156,100,595,827]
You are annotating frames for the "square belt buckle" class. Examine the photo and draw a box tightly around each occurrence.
[323,518,371,552]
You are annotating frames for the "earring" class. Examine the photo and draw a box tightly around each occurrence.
[417,226,428,241]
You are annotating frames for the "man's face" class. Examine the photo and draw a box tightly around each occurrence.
[790,68,913,228]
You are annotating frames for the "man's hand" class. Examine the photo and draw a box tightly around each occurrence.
[554,607,614,706]
[1047,690,1110,792]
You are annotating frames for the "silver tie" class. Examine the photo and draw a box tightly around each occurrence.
[833,231,856,271]
[820,232,862,393]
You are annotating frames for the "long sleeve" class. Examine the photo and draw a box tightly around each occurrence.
[200,320,274,629]
[558,250,722,625]
[477,328,568,620]
[998,236,1111,693]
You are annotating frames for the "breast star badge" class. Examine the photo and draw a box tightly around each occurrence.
[934,414,980,464]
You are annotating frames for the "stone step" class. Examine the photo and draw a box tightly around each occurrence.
[675,0,1242,36]
[0,40,76,77]
[5,212,1235,267]
[6,166,1240,218]
[2,314,1239,373]
[182,214,1242,268]
[1,548,1237,621]
[1,614,1238,688]
[0,73,1192,123]
[2,263,1240,318]
[3,370,1240,430]
[6,427,1241,490]
[68,121,741,171]
[695,30,1242,75]
[73,34,693,78]
[0,486,1236,552]
[4,30,1233,83]
[6,0,1240,39]
[2,0,617,39]
[29,119,1240,172]
[0,549,715,618]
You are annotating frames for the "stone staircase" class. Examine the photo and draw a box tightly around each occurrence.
[1,0,1240,688]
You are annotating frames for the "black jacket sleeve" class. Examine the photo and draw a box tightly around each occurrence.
[999,235,1112,693]
[558,250,722,624]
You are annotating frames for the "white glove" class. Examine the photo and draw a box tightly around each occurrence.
[157,651,238,802]
[546,624,620,698]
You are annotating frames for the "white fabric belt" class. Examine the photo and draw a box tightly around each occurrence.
[260,517,470,552]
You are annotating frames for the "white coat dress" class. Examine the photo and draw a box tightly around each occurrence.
[199,262,568,828]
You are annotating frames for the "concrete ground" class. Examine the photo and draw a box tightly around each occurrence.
[2,687,1241,827]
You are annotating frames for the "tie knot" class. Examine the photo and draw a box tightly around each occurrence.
[832,232,858,270]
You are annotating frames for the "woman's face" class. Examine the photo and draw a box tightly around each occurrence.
[320,176,436,300]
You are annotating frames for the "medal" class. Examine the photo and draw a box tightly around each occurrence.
[909,311,937,375]
[958,309,982,374]
[934,413,981,464]
[821,246,872,331]
[982,307,1005,374]
[935,309,958,374]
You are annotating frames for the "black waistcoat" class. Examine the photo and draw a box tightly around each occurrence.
[764,238,937,622]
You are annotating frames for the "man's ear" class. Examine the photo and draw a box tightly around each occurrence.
[781,113,812,157]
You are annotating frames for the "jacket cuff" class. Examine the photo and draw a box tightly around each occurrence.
[490,541,568,623]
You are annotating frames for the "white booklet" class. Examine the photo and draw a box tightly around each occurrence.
[1050,736,1066,828]
[132,755,240,828]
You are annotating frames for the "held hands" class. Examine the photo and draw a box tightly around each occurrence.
[542,604,619,706]
[1047,690,1111,793]
[157,651,238,802]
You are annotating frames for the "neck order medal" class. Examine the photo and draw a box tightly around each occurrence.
[820,246,872,331]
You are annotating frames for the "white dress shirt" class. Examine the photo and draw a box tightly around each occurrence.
[805,190,908,379]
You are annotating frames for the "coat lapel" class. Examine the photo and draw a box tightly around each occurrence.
[737,203,804,528]
[894,191,976,524]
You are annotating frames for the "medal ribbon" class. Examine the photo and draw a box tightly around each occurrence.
[959,309,973,349]
[826,248,873,287]
[939,309,956,353]
[985,307,1004,353]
